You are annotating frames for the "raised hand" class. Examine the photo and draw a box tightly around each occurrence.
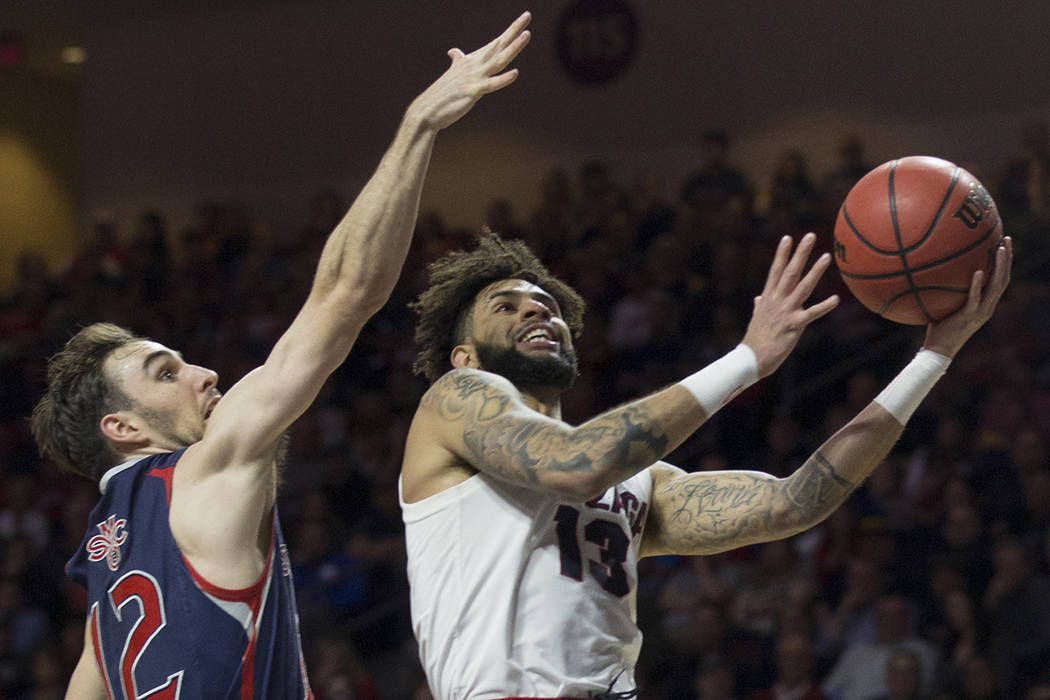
[407,12,532,130]
[741,233,839,377]
[924,235,1013,358]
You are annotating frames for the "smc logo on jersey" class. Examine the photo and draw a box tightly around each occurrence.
[87,515,128,572]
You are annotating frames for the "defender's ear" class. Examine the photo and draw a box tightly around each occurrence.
[100,412,148,448]
[450,344,480,370]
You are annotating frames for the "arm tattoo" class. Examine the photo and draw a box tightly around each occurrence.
[654,451,859,555]
[424,370,670,486]
[784,451,855,512]
[661,475,775,549]
[428,371,511,421]
[668,480,763,527]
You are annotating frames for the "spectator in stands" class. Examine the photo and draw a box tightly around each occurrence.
[815,556,884,659]
[997,118,1050,227]
[874,649,925,700]
[820,134,872,220]
[955,655,1001,700]
[984,536,1050,695]
[681,128,753,216]
[751,632,827,700]
[696,652,741,700]
[823,594,940,700]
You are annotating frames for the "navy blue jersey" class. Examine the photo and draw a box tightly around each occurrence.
[66,450,313,699]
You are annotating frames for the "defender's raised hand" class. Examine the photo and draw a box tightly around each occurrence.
[408,12,532,130]
[741,233,839,377]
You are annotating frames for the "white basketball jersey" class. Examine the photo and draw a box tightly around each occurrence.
[400,468,653,700]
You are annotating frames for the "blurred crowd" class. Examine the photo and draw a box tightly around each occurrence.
[2,119,1050,700]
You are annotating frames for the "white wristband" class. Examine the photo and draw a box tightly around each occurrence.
[679,344,759,417]
[873,348,951,424]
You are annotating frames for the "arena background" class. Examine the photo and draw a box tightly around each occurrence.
[3,2,1050,699]
[4,1,1050,285]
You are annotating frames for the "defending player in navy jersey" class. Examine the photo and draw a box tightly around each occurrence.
[31,13,533,699]
[400,232,1011,699]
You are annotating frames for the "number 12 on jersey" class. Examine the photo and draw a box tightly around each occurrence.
[94,570,184,699]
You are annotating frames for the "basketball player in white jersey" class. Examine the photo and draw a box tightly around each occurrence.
[400,232,1011,699]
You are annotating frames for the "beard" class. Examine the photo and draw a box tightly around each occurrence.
[474,340,579,392]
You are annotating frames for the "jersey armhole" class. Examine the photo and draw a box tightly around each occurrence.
[180,516,275,603]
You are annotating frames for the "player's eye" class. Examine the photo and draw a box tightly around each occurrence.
[495,302,513,312]
[159,369,176,381]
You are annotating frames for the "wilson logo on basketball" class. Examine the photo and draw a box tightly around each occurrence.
[834,239,848,263]
[953,183,993,229]
[87,515,128,572]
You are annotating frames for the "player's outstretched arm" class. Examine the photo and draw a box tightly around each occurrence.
[407,234,836,502]
[303,10,532,324]
[640,237,1012,557]
[198,12,532,469]
[173,14,531,584]
[411,368,706,501]
[640,409,901,557]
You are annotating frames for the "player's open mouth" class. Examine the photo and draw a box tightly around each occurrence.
[517,325,559,349]
[204,396,220,419]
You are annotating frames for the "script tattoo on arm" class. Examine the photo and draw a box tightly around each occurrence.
[654,471,778,554]
[649,450,860,556]
[422,369,670,491]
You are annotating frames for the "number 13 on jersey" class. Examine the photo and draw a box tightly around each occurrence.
[553,505,633,597]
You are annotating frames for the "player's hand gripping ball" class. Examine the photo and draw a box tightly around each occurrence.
[833,155,1002,325]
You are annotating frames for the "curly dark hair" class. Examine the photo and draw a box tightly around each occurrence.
[410,232,586,383]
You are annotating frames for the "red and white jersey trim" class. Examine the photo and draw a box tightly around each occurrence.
[180,522,275,635]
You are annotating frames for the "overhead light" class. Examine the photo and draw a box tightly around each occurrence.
[61,46,86,65]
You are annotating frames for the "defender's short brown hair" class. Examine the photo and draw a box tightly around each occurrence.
[409,232,586,383]
[31,323,141,480]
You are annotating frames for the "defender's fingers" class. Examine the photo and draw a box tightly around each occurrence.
[479,11,532,55]
[479,68,520,95]
[791,252,832,303]
[492,28,531,69]
[801,294,840,324]
[499,11,533,45]
[776,232,817,294]
[762,236,794,295]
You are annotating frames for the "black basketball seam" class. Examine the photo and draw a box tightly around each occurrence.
[879,284,970,321]
[888,160,936,322]
[838,213,1000,281]
[887,284,972,295]
[840,165,962,257]
[840,207,899,255]
[913,166,961,252]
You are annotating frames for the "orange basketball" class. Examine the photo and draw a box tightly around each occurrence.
[833,156,1002,325]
